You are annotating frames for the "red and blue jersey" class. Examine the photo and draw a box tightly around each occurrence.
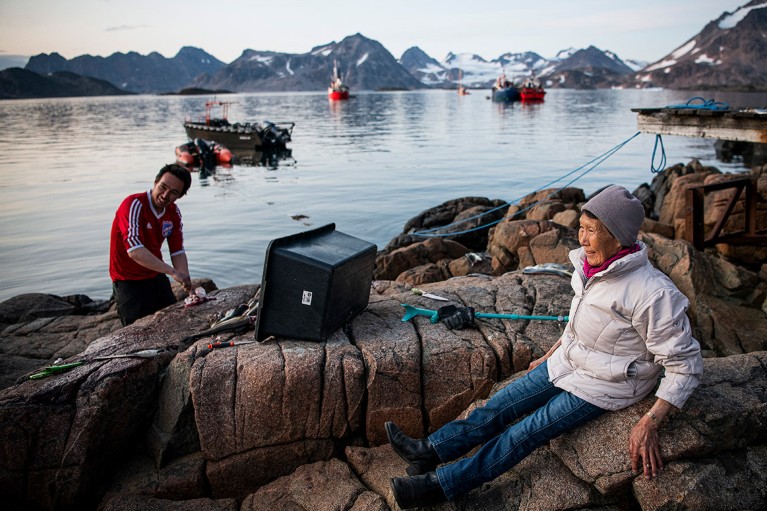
[109,191,185,281]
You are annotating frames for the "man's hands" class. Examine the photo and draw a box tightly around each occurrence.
[170,252,192,293]
[128,248,192,293]
[170,268,192,293]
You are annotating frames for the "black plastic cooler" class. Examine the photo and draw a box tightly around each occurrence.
[255,224,377,342]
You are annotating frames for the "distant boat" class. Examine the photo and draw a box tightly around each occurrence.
[457,68,469,95]
[520,76,546,101]
[491,73,519,102]
[328,60,350,100]
[183,100,294,156]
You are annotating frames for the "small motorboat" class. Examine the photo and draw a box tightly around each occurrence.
[183,101,294,156]
[520,76,546,101]
[175,139,233,169]
[491,73,519,102]
[328,60,350,101]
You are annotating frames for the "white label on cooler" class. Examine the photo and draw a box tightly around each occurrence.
[302,290,313,305]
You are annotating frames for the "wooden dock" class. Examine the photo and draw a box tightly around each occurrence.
[633,105,767,249]
[632,107,767,143]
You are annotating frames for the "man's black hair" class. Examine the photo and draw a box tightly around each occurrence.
[156,164,192,197]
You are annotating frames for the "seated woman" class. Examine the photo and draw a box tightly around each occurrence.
[386,185,704,509]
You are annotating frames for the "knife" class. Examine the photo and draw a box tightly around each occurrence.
[411,288,449,301]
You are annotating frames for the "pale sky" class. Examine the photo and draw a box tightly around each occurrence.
[0,0,748,67]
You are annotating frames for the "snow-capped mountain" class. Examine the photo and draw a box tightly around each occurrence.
[400,45,635,89]
[12,1,764,98]
[190,33,425,92]
[635,0,767,90]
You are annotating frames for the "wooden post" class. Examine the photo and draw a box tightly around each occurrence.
[685,187,705,250]
[746,181,757,237]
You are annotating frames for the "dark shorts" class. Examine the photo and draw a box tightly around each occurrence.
[113,274,177,326]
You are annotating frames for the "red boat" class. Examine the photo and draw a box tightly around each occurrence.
[519,76,546,101]
[175,139,233,169]
[328,60,350,100]
[328,88,350,100]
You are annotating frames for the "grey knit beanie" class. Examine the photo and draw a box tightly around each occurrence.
[582,185,644,246]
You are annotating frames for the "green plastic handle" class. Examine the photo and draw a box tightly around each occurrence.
[29,361,84,379]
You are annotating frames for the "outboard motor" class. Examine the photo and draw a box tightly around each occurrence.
[195,138,216,172]
[261,121,291,148]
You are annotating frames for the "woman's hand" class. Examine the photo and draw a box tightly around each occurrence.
[629,399,672,479]
[629,416,662,478]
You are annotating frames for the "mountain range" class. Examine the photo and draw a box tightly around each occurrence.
[1,0,764,100]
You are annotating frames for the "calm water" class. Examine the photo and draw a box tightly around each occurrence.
[1,89,764,302]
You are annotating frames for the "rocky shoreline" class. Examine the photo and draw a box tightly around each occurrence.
[1,161,765,510]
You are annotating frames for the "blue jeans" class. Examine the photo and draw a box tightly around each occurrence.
[429,362,605,500]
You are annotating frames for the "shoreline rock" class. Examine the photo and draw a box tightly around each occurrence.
[1,162,766,510]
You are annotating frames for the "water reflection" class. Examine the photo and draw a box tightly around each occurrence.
[234,148,296,169]
[190,147,296,189]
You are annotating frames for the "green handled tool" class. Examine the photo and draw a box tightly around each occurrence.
[29,362,85,379]
[401,305,442,323]
[29,349,166,379]
[401,304,568,325]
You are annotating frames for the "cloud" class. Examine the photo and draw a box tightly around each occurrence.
[105,25,147,32]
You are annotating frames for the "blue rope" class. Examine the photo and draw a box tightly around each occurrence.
[665,97,730,111]
[412,131,641,238]
[650,134,667,173]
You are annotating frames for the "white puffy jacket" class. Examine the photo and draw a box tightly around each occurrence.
[547,242,703,411]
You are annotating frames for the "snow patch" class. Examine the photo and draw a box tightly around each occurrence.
[645,58,677,72]
[624,60,648,72]
[694,54,720,65]
[719,2,767,29]
[286,59,294,75]
[357,53,368,66]
[311,44,334,57]
[422,63,444,74]
[554,48,578,60]
[249,54,273,65]
[671,40,697,59]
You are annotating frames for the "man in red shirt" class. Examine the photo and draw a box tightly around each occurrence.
[110,164,193,326]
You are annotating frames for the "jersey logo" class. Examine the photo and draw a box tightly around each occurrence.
[162,221,173,238]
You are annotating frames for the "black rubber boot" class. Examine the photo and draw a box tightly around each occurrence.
[391,472,447,509]
[385,421,440,476]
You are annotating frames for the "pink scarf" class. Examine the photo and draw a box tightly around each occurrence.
[583,243,640,279]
